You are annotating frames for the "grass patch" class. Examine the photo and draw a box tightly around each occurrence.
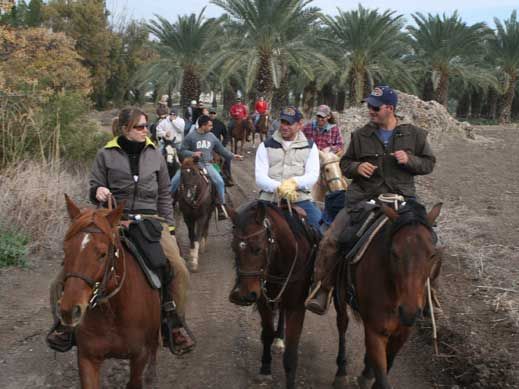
[0,226,29,268]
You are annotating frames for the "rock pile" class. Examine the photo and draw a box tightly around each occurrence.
[335,91,474,147]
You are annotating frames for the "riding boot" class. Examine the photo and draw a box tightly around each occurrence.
[217,204,229,221]
[46,320,75,352]
[305,282,333,315]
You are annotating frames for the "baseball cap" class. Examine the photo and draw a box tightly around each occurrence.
[279,106,303,125]
[363,85,398,107]
[209,108,217,114]
[170,109,177,115]
[316,104,331,117]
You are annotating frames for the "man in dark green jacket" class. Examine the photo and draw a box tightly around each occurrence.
[306,85,436,314]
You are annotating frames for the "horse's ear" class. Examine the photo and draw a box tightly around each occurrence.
[228,207,238,225]
[381,204,399,221]
[255,201,266,223]
[64,194,81,220]
[106,200,126,226]
[427,202,443,226]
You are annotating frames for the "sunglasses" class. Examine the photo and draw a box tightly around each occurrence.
[367,104,382,112]
[133,124,148,131]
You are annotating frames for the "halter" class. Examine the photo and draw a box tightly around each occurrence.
[179,166,211,209]
[320,160,344,187]
[234,216,300,304]
[63,221,126,309]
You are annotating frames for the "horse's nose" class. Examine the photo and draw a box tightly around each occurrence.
[244,291,258,303]
[72,305,82,321]
[398,306,421,327]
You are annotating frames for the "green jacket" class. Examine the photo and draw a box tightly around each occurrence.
[89,136,174,225]
[340,122,436,205]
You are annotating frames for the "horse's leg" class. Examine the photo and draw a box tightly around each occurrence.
[256,299,275,381]
[186,218,199,272]
[333,292,350,388]
[283,308,305,389]
[358,352,374,389]
[272,307,285,354]
[126,351,149,389]
[386,326,411,373]
[78,353,102,389]
[144,343,158,387]
[362,327,390,389]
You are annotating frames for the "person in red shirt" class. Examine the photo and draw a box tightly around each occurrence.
[252,96,269,128]
[228,97,250,136]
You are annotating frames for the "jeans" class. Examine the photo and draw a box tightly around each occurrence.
[295,200,322,231]
[171,163,226,204]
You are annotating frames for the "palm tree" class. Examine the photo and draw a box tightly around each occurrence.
[211,0,335,105]
[407,12,491,107]
[320,5,414,106]
[492,10,519,124]
[147,9,219,108]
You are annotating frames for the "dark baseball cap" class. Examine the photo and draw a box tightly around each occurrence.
[363,85,398,107]
[209,108,217,114]
[279,106,303,125]
[170,109,177,115]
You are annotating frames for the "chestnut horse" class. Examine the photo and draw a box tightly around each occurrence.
[330,200,442,389]
[312,150,348,205]
[255,113,270,144]
[59,196,160,389]
[231,117,253,154]
[177,157,216,272]
[229,201,319,389]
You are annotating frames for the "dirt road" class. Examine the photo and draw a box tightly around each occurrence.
[1,125,518,388]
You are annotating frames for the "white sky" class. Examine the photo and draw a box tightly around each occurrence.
[107,0,517,26]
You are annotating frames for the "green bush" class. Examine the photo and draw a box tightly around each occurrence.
[0,227,29,268]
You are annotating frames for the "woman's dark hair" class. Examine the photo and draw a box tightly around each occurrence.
[119,107,148,135]
[328,112,337,125]
[198,115,211,127]
[111,117,120,137]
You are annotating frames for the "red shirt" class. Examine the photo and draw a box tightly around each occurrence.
[230,103,248,120]
[255,100,268,114]
[303,121,344,154]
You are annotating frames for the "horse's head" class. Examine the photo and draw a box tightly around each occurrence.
[230,202,276,304]
[179,157,204,204]
[319,151,347,192]
[59,195,125,327]
[382,200,442,327]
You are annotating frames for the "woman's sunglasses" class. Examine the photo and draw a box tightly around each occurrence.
[133,124,148,131]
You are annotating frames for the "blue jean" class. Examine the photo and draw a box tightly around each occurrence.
[294,200,322,231]
[170,163,226,204]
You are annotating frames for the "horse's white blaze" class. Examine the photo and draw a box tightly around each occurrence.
[80,233,91,252]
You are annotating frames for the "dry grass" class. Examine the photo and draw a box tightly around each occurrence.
[0,160,90,256]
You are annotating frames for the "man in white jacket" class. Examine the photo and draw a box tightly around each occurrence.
[157,109,185,149]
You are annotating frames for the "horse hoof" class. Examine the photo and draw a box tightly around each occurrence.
[356,376,373,389]
[333,375,358,389]
[188,261,199,273]
[254,374,273,383]
[272,338,285,354]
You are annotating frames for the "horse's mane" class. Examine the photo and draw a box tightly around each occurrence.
[389,200,431,237]
[64,208,112,241]
[234,201,305,241]
[181,157,199,170]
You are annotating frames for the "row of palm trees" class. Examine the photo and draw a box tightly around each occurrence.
[138,1,519,123]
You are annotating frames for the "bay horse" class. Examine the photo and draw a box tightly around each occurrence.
[59,195,160,389]
[312,150,348,205]
[177,157,215,272]
[254,113,271,145]
[229,201,319,389]
[329,200,442,389]
[231,117,253,154]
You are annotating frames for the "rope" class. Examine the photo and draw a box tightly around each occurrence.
[427,278,439,355]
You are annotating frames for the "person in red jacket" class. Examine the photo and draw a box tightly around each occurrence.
[228,97,250,137]
[253,96,269,128]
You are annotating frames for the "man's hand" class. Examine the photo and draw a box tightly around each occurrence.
[96,186,111,202]
[391,150,409,165]
[233,154,244,161]
[192,151,202,158]
[277,178,298,202]
[357,162,378,178]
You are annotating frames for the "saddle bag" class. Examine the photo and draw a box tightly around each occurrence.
[127,219,168,270]
[337,202,381,255]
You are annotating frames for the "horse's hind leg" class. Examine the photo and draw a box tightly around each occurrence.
[78,353,102,389]
[333,292,350,388]
[272,307,285,354]
[283,308,305,389]
[127,351,149,389]
[256,299,275,381]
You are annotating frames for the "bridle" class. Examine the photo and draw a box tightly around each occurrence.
[179,166,211,209]
[320,160,343,187]
[63,224,126,309]
[234,217,300,304]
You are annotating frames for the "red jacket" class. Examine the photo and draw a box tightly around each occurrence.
[255,100,268,114]
[230,103,248,120]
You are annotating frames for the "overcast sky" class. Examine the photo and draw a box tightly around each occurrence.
[107,0,517,26]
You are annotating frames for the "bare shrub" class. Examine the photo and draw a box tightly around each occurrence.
[0,161,91,257]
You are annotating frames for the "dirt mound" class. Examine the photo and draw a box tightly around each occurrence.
[335,92,474,147]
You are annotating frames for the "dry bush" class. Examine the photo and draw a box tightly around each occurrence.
[0,160,91,257]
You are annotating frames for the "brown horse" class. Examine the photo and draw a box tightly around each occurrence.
[231,117,253,154]
[59,196,160,389]
[330,200,442,389]
[177,157,216,272]
[255,113,270,144]
[229,201,319,389]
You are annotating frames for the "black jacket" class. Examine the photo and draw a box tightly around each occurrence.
[340,122,436,205]
[211,119,229,146]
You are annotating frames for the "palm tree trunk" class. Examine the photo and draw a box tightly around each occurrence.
[435,71,449,107]
[422,76,434,101]
[180,67,200,109]
[336,90,346,112]
[272,69,289,116]
[223,82,236,119]
[303,81,317,119]
[349,69,365,106]
[255,49,273,101]
[498,71,517,124]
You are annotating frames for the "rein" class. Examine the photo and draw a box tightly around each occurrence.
[179,167,211,209]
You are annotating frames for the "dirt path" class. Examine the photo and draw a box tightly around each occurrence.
[1,126,517,388]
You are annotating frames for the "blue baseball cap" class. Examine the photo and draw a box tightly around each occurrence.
[363,85,398,108]
[279,106,303,125]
